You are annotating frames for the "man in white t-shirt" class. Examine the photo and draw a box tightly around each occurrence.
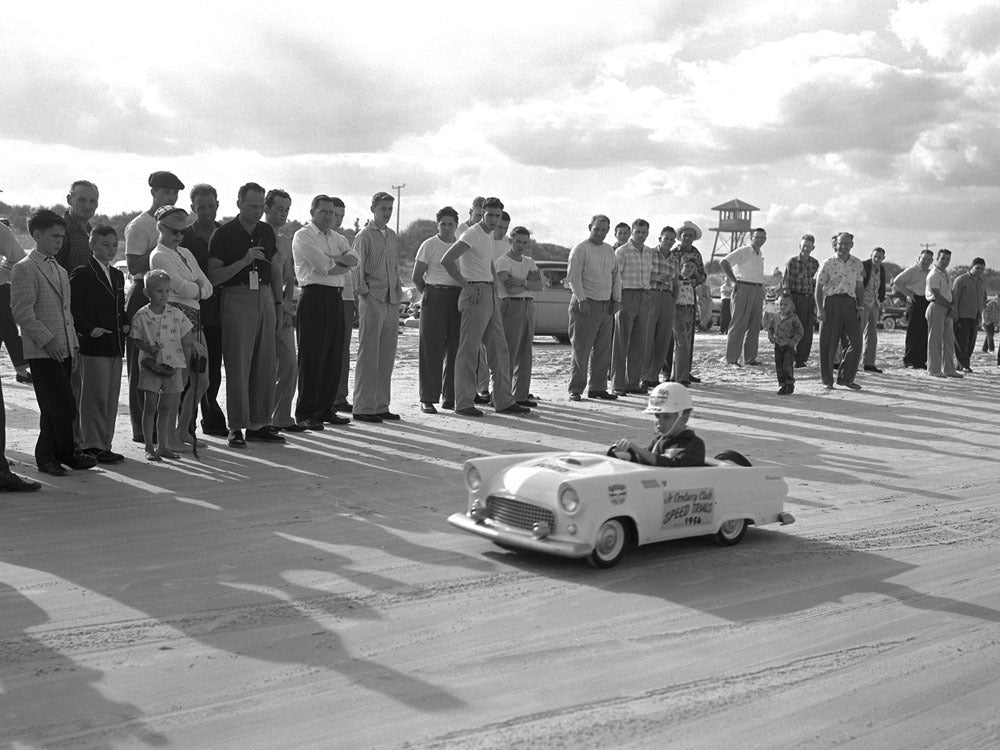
[441,197,529,417]
[412,206,461,414]
[455,196,485,237]
[496,226,543,406]
[925,248,961,378]
[721,227,767,366]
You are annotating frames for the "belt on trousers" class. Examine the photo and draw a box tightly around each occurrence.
[623,287,648,291]
[468,280,493,285]
[736,280,762,286]
[426,284,461,290]
[504,297,532,301]
[302,284,342,292]
[828,293,852,298]
[650,288,674,293]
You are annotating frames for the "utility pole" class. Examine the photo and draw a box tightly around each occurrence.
[392,183,405,235]
[920,242,936,253]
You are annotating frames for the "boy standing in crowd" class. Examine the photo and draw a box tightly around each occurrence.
[768,293,805,395]
[69,225,127,464]
[496,226,543,407]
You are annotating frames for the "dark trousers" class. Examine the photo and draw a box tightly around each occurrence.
[125,278,148,439]
[295,285,344,423]
[28,356,75,466]
[790,292,814,364]
[820,295,862,386]
[903,295,929,367]
[0,285,25,369]
[953,318,978,369]
[199,324,227,431]
[719,299,731,334]
[418,285,461,403]
[774,345,795,388]
[983,324,995,353]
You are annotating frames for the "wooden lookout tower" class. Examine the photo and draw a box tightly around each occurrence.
[709,198,759,261]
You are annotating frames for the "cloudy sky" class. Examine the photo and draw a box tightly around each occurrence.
[2,0,998,266]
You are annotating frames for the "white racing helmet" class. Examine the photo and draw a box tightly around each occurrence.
[644,382,693,414]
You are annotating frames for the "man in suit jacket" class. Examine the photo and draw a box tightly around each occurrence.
[70,225,127,464]
[10,210,97,477]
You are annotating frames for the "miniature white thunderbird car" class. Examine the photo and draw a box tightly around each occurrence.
[447,452,795,568]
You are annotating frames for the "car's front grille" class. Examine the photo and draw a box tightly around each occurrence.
[486,496,555,531]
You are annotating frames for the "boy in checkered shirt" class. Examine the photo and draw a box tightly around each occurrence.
[767,293,805,395]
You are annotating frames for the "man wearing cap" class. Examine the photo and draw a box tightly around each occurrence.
[891,249,934,369]
[11,210,97,476]
[351,191,404,422]
[815,232,865,390]
[721,227,767,366]
[207,182,285,446]
[663,221,706,383]
[951,257,987,373]
[181,183,227,436]
[782,234,820,367]
[124,170,184,442]
[58,180,100,274]
[925,248,962,378]
[611,218,651,396]
[441,197,529,416]
[292,195,356,429]
[565,214,621,401]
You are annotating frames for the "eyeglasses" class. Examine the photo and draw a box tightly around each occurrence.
[158,224,185,237]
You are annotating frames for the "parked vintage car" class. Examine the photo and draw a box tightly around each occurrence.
[533,260,571,343]
[880,293,909,330]
[448,451,795,568]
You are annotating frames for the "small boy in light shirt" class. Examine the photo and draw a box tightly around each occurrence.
[495,226,543,406]
[671,258,699,386]
[767,293,805,395]
[130,270,201,461]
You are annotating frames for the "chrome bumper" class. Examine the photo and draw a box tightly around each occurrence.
[447,512,592,559]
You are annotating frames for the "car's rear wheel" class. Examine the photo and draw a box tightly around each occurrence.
[883,317,896,331]
[588,518,629,568]
[714,518,748,546]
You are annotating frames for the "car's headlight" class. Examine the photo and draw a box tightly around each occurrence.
[559,486,580,514]
[466,466,482,491]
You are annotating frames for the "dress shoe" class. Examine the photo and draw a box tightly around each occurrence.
[227,430,246,447]
[746,359,761,366]
[794,362,807,368]
[687,374,701,384]
[421,402,438,414]
[945,372,964,378]
[297,420,325,431]
[568,393,582,402]
[333,401,353,413]
[516,399,538,407]
[353,413,383,423]
[38,462,68,477]
[15,371,32,384]
[89,449,125,465]
[324,413,351,425]
[65,452,98,470]
[823,383,834,390]
[201,423,230,437]
[839,382,862,390]
[246,427,286,443]
[863,365,883,373]
[589,391,619,400]
[441,400,455,410]
[962,367,973,374]
[455,406,484,417]
[727,362,742,368]
[473,392,491,405]
[377,411,401,421]
[497,403,530,415]
[279,423,308,432]
[0,473,42,491]
[777,386,789,395]
[626,386,648,395]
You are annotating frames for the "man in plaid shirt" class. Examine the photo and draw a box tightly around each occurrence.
[782,234,819,367]
[612,219,652,395]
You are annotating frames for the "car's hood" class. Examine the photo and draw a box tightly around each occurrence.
[493,453,641,496]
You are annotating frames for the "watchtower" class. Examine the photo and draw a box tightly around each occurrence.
[709,198,759,261]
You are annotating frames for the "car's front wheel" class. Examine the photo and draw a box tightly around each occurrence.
[882,317,896,331]
[588,518,630,568]
[714,518,748,546]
